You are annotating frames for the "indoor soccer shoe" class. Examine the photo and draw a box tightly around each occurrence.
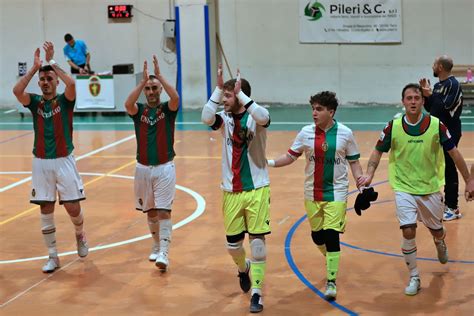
[76,232,89,258]
[148,244,160,262]
[443,207,462,221]
[404,276,421,296]
[155,252,169,271]
[324,281,337,300]
[238,259,251,293]
[42,256,60,273]
[249,293,264,313]
[434,238,449,264]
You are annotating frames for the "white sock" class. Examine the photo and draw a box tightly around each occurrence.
[147,216,160,246]
[159,219,172,254]
[251,288,262,296]
[402,238,418,277]
[41,213,57,256]
[69,209,84,235]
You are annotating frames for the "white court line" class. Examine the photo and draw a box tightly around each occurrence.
[0,174,205,307]
[278,215,290,225]
[0,173,206,265]
[1,257,82,307]
[0,134,134,193]
[3,109,16,114]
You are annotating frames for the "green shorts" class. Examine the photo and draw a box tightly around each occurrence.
[304,200,347,233]
[222,186,271,236]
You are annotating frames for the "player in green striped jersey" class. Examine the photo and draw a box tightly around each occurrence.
[13,42,88,273]
[125,56,179,272]
[268,91,364,301]
[202,65,271,313]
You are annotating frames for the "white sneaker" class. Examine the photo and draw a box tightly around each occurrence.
[42,256,60,273]
[434,238,449,264]
[405,276,421,296]
[76,232,89,258]
[443,207,462,221]
[324,281,337,300]
[155,252,169,271]
[148,245,160,262]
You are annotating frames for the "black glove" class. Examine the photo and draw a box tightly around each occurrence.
[354,187,378,216]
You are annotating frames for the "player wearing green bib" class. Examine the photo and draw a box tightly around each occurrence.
[13,42,88,273]
[125,56,179,272]
[268,91,364,301]
[359,83,471,296]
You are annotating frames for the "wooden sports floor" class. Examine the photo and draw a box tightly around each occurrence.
[1,128,473,315]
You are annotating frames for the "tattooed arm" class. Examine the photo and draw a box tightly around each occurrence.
[357,149,383,187]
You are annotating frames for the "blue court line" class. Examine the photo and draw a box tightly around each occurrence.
[284,216,357,316]
[0,131,33,144]
[284,180,473,315]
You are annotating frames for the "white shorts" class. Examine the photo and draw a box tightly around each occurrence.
[134,161,176,212]
[31,154,86,205]
[395,191,444,230]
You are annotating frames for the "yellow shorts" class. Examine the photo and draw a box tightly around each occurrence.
[304,200,347,233]
[223,186,271,236]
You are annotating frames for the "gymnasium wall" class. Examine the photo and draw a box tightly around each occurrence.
[0,0,472,107]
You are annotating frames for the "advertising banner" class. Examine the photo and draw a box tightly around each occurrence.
[76,75,115,109]
[299,0,402,43]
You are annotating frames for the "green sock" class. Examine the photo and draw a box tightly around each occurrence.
[326,251,341,281]
[317,245,327,256]
[250,261,266,289]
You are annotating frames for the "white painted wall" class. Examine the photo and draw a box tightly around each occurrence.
[217,0,474,105]
[1,0,473,107]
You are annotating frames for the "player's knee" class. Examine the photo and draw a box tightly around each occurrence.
[324,229,340,252]
[226,240,244,256]
[250,238,266,261]
[311,230,325,245]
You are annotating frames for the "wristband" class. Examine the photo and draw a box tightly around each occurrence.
[267,159,275,167]
[49,59,57,66]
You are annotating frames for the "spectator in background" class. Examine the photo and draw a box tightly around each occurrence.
[419,55,464,221]
[63,33,91,74]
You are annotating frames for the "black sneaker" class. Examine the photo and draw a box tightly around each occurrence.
[238,259,251,293]
[249,293,263,313]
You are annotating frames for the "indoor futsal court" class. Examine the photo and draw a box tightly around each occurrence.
[1,0,474,315]
[1,109,473,315]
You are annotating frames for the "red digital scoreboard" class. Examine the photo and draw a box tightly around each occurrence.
[108,5,133,18]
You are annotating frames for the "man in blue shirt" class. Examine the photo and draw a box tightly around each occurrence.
[419,55,464,221]
[63,33,91,74]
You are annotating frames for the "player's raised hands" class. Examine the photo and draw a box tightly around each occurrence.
[43,41,54,63]
[142,60,149,82]
[234,69,241,95]
[33,48,42,71]
[153,55,161,77]
[419,78,432,97]
[217,63,223,89]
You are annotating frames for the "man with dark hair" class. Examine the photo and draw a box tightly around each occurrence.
[124,55,179,272]
[359,83,470,296]
[201,64,271,313]
[12,42,88,273]
[63,33,91,74]
[267,91,363,301]
[419,55,464,221]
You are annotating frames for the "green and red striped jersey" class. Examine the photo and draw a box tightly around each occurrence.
[131,102,177,166]
[216,110,270,193]
[25,93,75,159]
[288,121,360,202]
